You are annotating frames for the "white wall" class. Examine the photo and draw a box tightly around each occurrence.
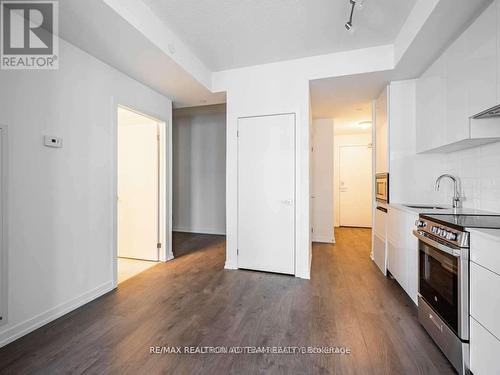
[334,133,373,227]
[172,105,226,235]
[311,119,334,243]
[217,71,311,278]
[442,142,500,213]
[0,38,172,347]
[213,46,395,279]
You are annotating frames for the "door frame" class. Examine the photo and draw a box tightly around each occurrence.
[236,112,297,274]
[338,143,373,228]
[112,102,173,288]
[0,124,8,327]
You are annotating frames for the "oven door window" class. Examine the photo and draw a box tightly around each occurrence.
[376,181,384,195]
[376,181,386,200]
[419,241,459,334]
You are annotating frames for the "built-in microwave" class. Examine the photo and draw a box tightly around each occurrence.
[375,173,389,203]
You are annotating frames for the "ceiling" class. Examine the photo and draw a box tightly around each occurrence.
[334,116,373,135]
[141,0,417,71]
[310,70,391,119]
[57,0,490,108]
[58,0,225,108]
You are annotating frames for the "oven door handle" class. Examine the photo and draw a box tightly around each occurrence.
[413,230,461,258]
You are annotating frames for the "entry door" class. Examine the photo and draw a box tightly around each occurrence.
[118,122,159,261]
[237,114,295,274]
[339,145,372,227]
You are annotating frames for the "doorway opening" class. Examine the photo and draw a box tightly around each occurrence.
[116,106,167,284]
[310,72,384,244]
[172,104,227,259]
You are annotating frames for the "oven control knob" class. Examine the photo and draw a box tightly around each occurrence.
[431,226,438,234]
[446,232,458,241]
[415,220,426,228]
[440,229,448,237]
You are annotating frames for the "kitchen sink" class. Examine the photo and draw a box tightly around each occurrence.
[404,204,446,210]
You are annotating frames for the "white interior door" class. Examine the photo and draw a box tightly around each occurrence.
[118,122,159,261]
[237,114,295,274]
[339,145,372,227]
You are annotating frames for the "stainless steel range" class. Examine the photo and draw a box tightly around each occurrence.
[413,216,470,375]
[413,213,500,374]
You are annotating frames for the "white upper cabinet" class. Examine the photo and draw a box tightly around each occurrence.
[416,56,447,153]
[446,5,497,141]
[375,87,389,173]
[416,1,500,153]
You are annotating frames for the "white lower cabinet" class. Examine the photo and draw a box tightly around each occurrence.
[469,229,500,375]
[373,206,387,276]
[387,207,419,304]
[470,318,500,375]
[470,262,500,339]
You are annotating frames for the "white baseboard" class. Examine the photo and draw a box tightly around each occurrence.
[312,236,335,244]
[0,281,114,348]
[173,226,226,236]
[224,261,238,270]
[295,267,311,280]
[224,261,310,279]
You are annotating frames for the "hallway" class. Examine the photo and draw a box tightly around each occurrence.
[0,229,453,374]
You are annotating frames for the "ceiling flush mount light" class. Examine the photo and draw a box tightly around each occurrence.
[357,121,372,129]
[345,0,364,32]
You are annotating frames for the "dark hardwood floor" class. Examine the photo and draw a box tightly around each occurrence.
[172,231,225,258]
[0,228,455,374]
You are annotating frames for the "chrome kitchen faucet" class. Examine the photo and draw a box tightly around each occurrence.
[435,174,462,209]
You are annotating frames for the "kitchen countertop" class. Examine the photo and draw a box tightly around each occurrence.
[467,227,500,240]
[388,203,497,216]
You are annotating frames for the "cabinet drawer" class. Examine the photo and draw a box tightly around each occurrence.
[470,229,500,275]
[470,317,500,375]
[470,262,500,339]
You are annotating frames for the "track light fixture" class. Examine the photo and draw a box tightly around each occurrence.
[345,0,355,31]
[345,0,364,32]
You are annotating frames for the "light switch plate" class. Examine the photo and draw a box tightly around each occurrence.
[44,135,62,148]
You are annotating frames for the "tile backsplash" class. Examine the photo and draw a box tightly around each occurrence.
[443,141,500,213]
